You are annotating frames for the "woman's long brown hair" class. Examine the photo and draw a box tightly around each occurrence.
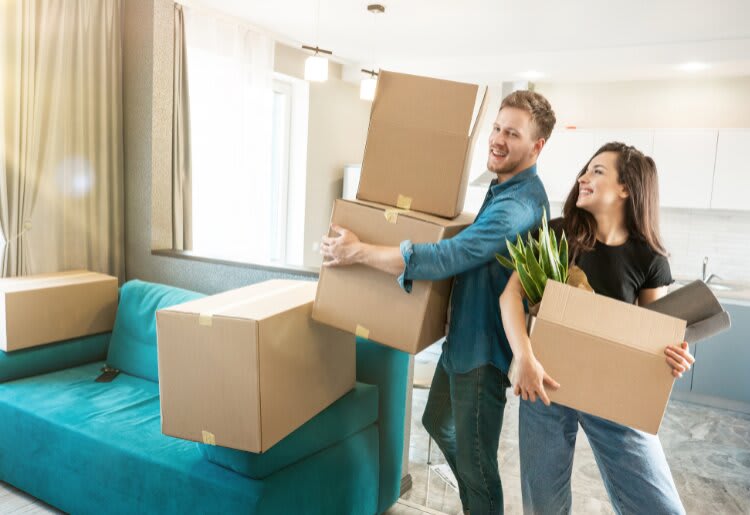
[562,142,667,262]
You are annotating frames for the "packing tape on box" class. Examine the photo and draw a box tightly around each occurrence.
[355,324,370,339]
[396,194,412,210]
[384,208,406,224]
[0,271,105,291]
[202,430,216,446]
[197,282,308,327]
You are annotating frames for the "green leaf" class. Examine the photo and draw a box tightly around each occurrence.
[560,233,569,282]
[506,239,526,266]
[525,244,548,294]
[495,253,515,269]
[517,263,542,304]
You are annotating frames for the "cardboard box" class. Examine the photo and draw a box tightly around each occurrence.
[525,281,686,434]
[156,280,355,453]
[356,70,488,219]
[0,270,118,352]
[312,198,473,354]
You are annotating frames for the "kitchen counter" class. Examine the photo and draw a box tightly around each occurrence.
[671,276,750,307]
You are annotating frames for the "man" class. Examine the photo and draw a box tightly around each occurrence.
[321,90,555,515]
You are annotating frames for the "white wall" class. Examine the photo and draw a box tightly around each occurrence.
[537,77,750,283]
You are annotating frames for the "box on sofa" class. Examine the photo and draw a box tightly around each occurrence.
[0,270,117,352]
[157,279,356,453]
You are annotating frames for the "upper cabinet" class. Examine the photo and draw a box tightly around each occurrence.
[537,130,595,203]
[593,130,654,156]
[651,129,718,209]
[710,129,750,211]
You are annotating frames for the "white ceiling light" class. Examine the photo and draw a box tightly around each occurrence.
[360,69,378,101]
[360,4,384,101]
[518,70,546,80]
[303,46,331,82]
[303,0,331,82]
[677,61,710,72]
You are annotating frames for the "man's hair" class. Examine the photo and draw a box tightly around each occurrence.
[499,90,556,142]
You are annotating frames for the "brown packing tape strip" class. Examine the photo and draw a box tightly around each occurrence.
[384,208,406,224]
[202,430,216,446]
[396,194,412,210]
[198,314,213,327]
[355,324,370,340]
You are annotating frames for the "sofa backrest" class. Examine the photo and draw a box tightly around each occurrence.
[106,280,204,382]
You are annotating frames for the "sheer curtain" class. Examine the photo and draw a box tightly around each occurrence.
[183,6,275,263]
[0,0,124,278]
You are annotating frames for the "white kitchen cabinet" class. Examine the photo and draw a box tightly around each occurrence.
[710,129,750,211]
[537,130,595,203]
[593,129,654,156]
[651,129,718,209]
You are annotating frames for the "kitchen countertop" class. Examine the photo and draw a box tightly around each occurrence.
[671,276,750,307]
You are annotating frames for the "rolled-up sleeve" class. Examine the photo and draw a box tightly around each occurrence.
[397,199,537,293]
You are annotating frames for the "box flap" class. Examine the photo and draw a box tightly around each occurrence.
[160,280,315,322]
[343,199,475,228]
[537,281,686,356]
[371,70,479,136]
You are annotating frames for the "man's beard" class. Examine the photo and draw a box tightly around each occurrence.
[487,152,526,176]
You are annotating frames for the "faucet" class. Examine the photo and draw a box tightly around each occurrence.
[702,256,719,284]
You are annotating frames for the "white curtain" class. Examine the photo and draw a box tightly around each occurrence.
[183,6,275,263]
[0,0,124,278]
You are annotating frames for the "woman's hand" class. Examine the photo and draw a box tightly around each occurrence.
[320,225,362,267]
[514,353,560,406]
[665,341,695,378]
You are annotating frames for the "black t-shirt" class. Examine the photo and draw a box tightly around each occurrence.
[548,218,673,304]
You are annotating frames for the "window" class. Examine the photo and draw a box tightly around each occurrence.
[184,9,294,265]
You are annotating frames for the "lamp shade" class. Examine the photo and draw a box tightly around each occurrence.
[304,55,328,81]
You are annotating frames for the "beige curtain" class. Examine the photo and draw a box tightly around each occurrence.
[172,3,192,250]
[0,0,124,279]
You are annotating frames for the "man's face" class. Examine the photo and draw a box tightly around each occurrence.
[487,107,541,177]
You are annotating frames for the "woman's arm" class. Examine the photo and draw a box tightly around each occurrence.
[638,286,696,378]
[499,272,559,405]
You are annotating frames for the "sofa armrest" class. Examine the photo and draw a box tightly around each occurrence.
[0,332,111,383]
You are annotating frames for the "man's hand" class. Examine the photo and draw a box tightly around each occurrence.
[514,353,560,406]
[321,224,362,267]
[665,341,695,378]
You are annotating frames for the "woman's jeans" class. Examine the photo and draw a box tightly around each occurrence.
[422,360,511,515]
[519,399,686,515]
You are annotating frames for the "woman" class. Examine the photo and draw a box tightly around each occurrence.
[499,142,694,514]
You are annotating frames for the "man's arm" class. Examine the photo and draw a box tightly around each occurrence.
[321,224,403,275]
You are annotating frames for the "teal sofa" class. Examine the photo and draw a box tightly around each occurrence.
[0,280,410,515]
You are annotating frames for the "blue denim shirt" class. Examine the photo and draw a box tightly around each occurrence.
[398,164,549,375]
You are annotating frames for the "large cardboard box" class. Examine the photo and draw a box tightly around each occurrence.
[157,280,355,453]
[526,281,687,434]
[313,198,473,354]
[356,70,488,219]
[0,270,118,352]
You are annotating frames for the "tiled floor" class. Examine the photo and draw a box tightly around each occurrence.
[3,345,750,515]
[385,345,750,515]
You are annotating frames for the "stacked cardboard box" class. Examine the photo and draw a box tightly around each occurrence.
[0,270,118,352]
[157,280,355,453]
[313,71,488,354]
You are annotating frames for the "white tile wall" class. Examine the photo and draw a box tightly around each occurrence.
[550,202,750,283]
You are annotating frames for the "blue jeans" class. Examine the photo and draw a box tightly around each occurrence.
[422,359,511,515]
[519,399,685,515]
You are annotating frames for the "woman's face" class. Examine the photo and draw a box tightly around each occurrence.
[575,151,629,214]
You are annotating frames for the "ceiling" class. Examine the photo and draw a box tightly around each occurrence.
[187,0,750,84]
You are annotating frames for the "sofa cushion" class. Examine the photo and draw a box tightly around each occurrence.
[106,280,204,382]
[0,332,109,383]
[0,362,379,515]
[199,381,378,479]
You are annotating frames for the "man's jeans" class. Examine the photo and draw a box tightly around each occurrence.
[519,399,685,515]
[422,359,511,515]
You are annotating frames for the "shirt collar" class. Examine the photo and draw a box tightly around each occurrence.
[488,163,538,197]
